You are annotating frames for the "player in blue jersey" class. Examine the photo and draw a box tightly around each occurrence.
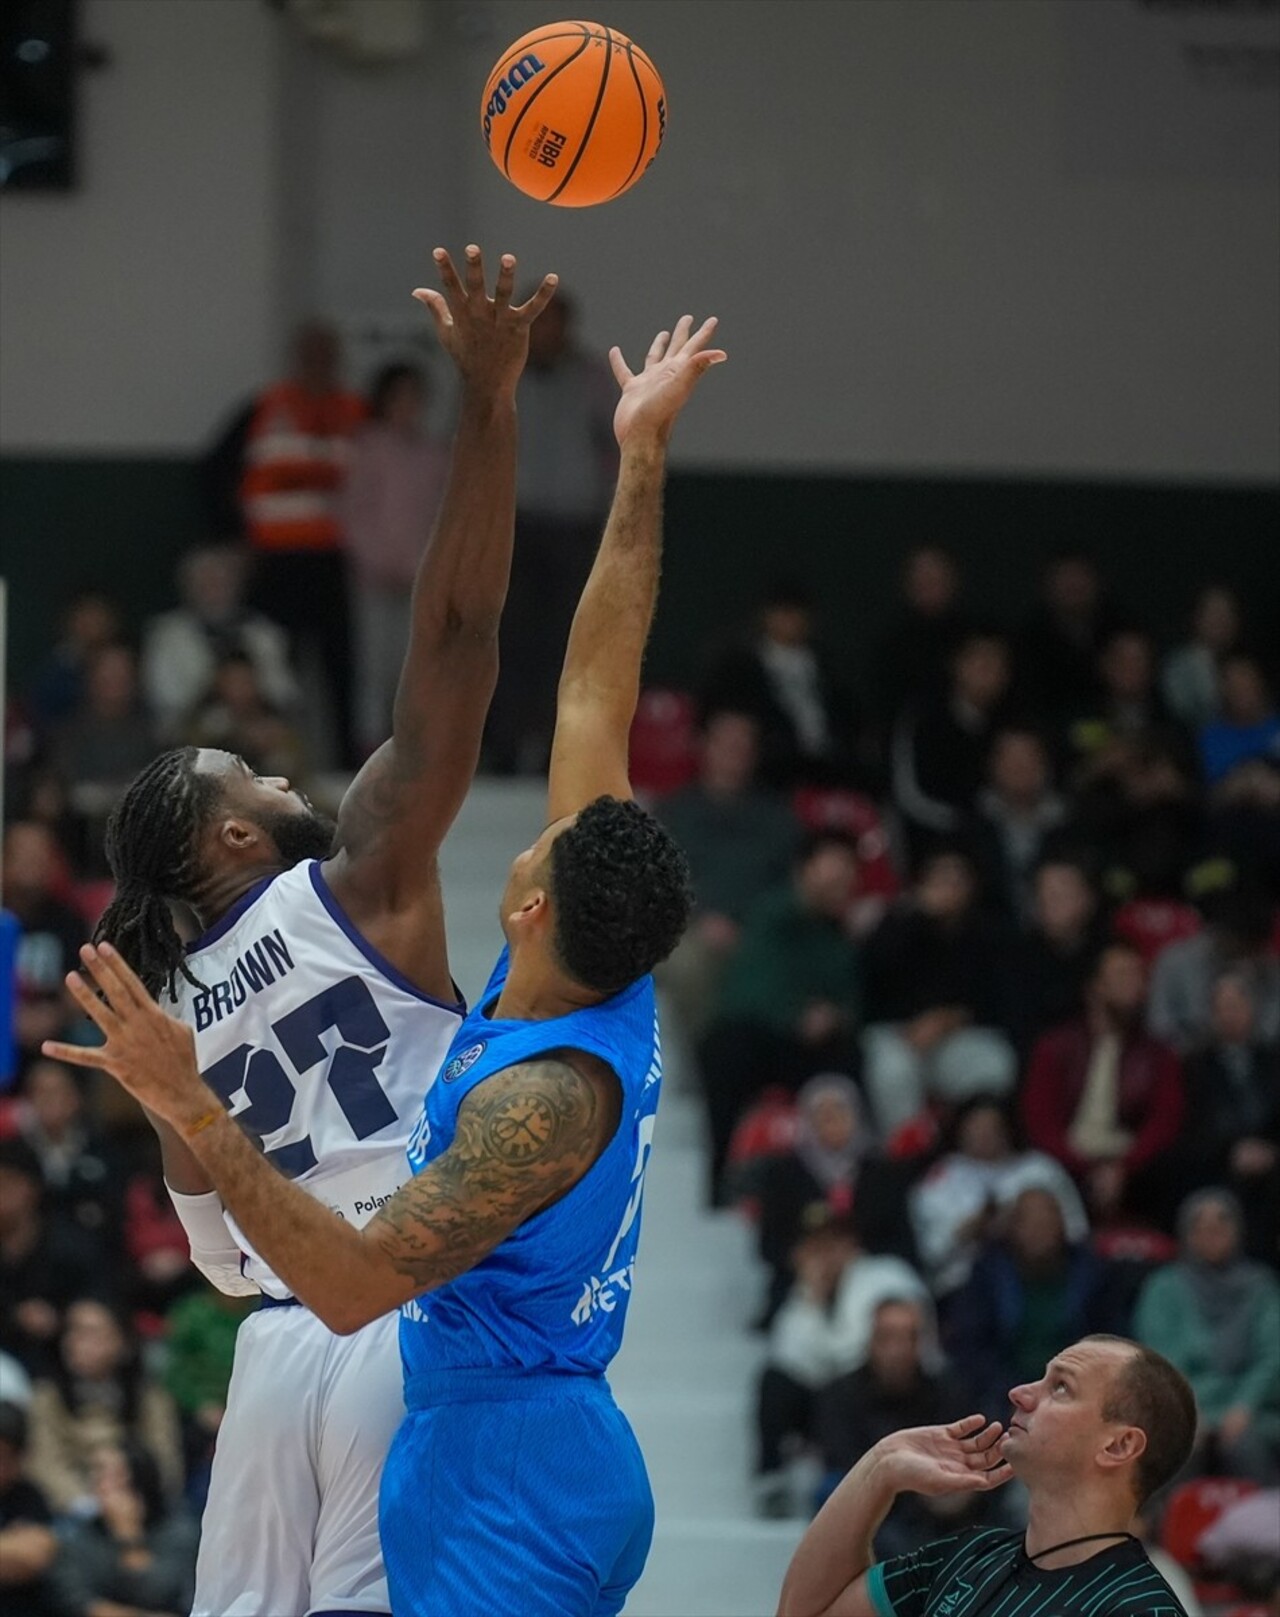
[48,308,727,1616]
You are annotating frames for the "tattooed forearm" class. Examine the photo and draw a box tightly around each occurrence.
[369,1056,618,1292]
[181,1054,618,1335]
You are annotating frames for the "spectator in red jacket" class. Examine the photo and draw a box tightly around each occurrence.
[239,319,366,766]
[1021,940,1184,1229]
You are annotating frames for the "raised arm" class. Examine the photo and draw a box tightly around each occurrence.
[46,945,616,1334]
[777,1420,1011,1616]
[327,248,557,948]
[546,315,725,823]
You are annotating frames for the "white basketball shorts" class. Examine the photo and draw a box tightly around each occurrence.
[192,1303,403,1617]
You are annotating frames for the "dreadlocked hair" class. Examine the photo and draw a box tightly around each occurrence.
[93,748,221,999]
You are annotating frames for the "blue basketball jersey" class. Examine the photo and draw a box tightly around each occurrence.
[399,946,662,1377]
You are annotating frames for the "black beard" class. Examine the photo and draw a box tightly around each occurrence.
[256,803,338,867]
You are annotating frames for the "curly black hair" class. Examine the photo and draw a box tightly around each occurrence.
[548,796,692,996]
[94,748,221,998]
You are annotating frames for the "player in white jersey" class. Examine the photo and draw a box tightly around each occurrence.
[80,246,558,1617]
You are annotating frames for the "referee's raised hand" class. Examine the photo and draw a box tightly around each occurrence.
[876,1413,1013,1497]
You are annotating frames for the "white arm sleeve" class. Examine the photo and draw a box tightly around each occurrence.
[168,1187,261,1297]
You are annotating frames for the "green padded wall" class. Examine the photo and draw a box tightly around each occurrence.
[4,457,1278,702]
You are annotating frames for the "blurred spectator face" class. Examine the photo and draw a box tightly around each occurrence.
[957,1102,1012,1163]
[989,730,1050,805]
[761,601,812,648]
[63,593,120,656]
[1121,739,1188,808]
[699,711,760,794]
[181,547,245,624]
[293,320,341,393]
[1184,1194,1240,1268]
[1220,656,1272,724]
[807,1088,859,1154]
[1210,974,1256,1045]
[527,298,570,366]
[1101,632,1154,703]
[0,1157,42,1236]
[213,656,266,717]
[2,822,58,905]
[62,1300,128,1381]
[25,1060,83,1139]
[868,1300,925,1388]
[1010,1187,1068,1266]
[796,839,858,919]
[85,644,139,720]
[22,769,70,830]
[1045,555,1099,618]
[953,636,1010,711]
[904,547,957,617]
[1193,587,1240,652]
[1089,945,1147,1024]
[1033,862,1096,941]
[916,853,975,922]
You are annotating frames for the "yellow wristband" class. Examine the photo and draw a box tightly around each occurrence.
[183,1109,225,1141]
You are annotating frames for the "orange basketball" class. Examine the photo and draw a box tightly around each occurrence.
[481,20,666,207]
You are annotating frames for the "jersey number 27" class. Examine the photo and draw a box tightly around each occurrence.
[202,976,396,1177]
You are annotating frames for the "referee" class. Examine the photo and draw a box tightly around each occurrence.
[778,1334,1196,1617]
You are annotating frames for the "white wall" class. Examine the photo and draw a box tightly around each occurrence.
[456,0,1280,480]
[2,0,1277,481]
[0,0,281,452]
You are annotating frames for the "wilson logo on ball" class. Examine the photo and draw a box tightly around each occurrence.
[647,97,666,168]
[482,54,547,147]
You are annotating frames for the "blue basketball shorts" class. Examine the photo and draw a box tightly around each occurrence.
[379,1366,654,1617]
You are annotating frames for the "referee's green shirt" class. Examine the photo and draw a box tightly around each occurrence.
[866,1527,1188,1617]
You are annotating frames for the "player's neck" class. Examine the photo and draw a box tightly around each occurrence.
[492,951,598,1022]
[195,862,285,931]
[1024,1484,1135,1567]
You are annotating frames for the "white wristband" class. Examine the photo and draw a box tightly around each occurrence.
[168,1186,261,1297]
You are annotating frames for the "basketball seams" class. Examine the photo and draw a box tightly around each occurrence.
[500,22,593,180]
[629,42,660,80]
[546,21,615,203]
[630,53,663,103]
[604,43,650,202]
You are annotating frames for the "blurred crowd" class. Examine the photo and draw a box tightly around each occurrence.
[640,544,1280,1591]
[4,303,1280,1611]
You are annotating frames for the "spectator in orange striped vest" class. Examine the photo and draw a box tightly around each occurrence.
[239,320,365,766]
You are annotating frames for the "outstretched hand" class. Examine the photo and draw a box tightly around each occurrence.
[610,314,727,450]
[413,245,558,399]
[878,1415,1012,1499]
[43,944,215,1136]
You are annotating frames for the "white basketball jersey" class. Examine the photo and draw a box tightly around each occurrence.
[168,859,462,1298]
